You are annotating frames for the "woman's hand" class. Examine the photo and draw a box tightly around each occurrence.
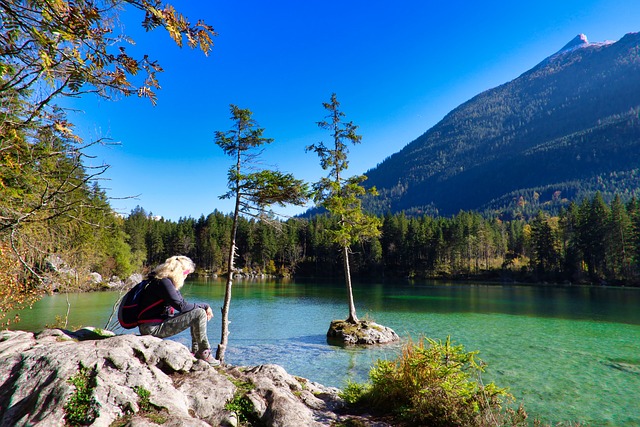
[206,306,214,321]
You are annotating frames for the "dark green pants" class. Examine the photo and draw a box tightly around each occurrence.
[139,307,209,353]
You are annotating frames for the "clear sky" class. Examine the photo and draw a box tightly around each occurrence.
[65,0,640,221]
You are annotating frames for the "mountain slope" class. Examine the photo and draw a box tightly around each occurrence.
[363,32,640,217]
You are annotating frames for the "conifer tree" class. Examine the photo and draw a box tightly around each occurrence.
[607,195,633,279]
[214,104,308,362]
[529,211,559,275]
[307,93,381,324]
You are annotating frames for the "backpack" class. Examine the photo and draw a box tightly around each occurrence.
[117,280,151,329]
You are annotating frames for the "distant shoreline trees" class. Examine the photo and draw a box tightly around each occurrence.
[122,191,640,287]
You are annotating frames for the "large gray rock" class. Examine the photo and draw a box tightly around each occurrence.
[235,364,342,426]
[0,329,223,427]
[0,329,392,426]
[327,320,400,345]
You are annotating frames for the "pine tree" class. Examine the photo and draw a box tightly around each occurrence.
[214,105,308,362]
[529,211,559,276]
[307,93,381,324]
[607,195,633,280]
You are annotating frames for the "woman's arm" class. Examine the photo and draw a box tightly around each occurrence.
[159,278,210,313]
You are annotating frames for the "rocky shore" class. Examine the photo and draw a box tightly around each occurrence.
[0,328,392,427]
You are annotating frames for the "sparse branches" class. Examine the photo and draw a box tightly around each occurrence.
[307,93,381,324]
[214,104,309,362]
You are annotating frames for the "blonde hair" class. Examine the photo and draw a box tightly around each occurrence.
[150,255,195,289]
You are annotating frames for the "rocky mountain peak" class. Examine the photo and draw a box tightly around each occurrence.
[556,33,589,54]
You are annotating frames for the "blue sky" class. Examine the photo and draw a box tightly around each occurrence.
[66,0,640,221]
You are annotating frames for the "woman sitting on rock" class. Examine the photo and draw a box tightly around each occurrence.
[137,255,219,366]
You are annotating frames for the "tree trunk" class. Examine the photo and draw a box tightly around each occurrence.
[216,212,237,363]
[343,245,358,324]
[217,153,242,363]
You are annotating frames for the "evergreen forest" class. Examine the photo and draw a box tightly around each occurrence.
[124,192,640,287]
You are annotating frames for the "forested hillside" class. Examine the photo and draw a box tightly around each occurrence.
[363,32,640,217]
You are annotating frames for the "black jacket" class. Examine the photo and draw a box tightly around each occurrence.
[137,277,209,325]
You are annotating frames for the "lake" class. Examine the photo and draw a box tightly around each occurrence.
[11,279,640,427]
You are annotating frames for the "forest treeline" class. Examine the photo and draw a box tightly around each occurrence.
[123,191,640,286]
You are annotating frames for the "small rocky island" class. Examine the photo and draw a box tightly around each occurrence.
[0,328,392,426]
[327,319,399,345]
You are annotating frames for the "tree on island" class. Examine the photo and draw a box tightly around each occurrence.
[307,93,398,344]
[214,104,308,362]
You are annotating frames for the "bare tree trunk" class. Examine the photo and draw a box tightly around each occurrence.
[217,152,242,363]
[343,245,358,324]
[217,208,237,363]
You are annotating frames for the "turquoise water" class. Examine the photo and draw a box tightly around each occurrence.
[11,280,640,426]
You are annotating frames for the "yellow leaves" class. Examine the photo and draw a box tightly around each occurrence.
[0,242,42,328]
[108,67,132,91]
[137,86,158,106]
[49,0,70,16]
[143,71,160,90]
[116,48,140,75]
[83,5,100,23]
[195,21,217,55]
[144,4,215,55]
[547,215,560,232]
[39,50,54,70]
[53,120,80,141]
[163,5,184,47]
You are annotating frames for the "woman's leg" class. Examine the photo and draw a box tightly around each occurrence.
[139,308,210,353]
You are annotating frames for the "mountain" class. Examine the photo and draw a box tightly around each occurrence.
[362,32,640,217]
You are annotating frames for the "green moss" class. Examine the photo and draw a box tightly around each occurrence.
[110,386,168,426]
[224,379,266,426]
[134,386,151,412]
[135,386,167,423]
[64,364,100,426]
[332,419,369,427]
[330,320,381,339]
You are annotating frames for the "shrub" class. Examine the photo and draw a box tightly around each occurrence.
[344,336,527,427]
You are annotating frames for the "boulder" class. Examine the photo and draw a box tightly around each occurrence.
[327,320,400,345]
[88,272,103,285]
[0,329,392,426]
[126,273,144,287]
[44,254,74,275]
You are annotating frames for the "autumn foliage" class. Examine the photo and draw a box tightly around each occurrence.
[0,241,41,328]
